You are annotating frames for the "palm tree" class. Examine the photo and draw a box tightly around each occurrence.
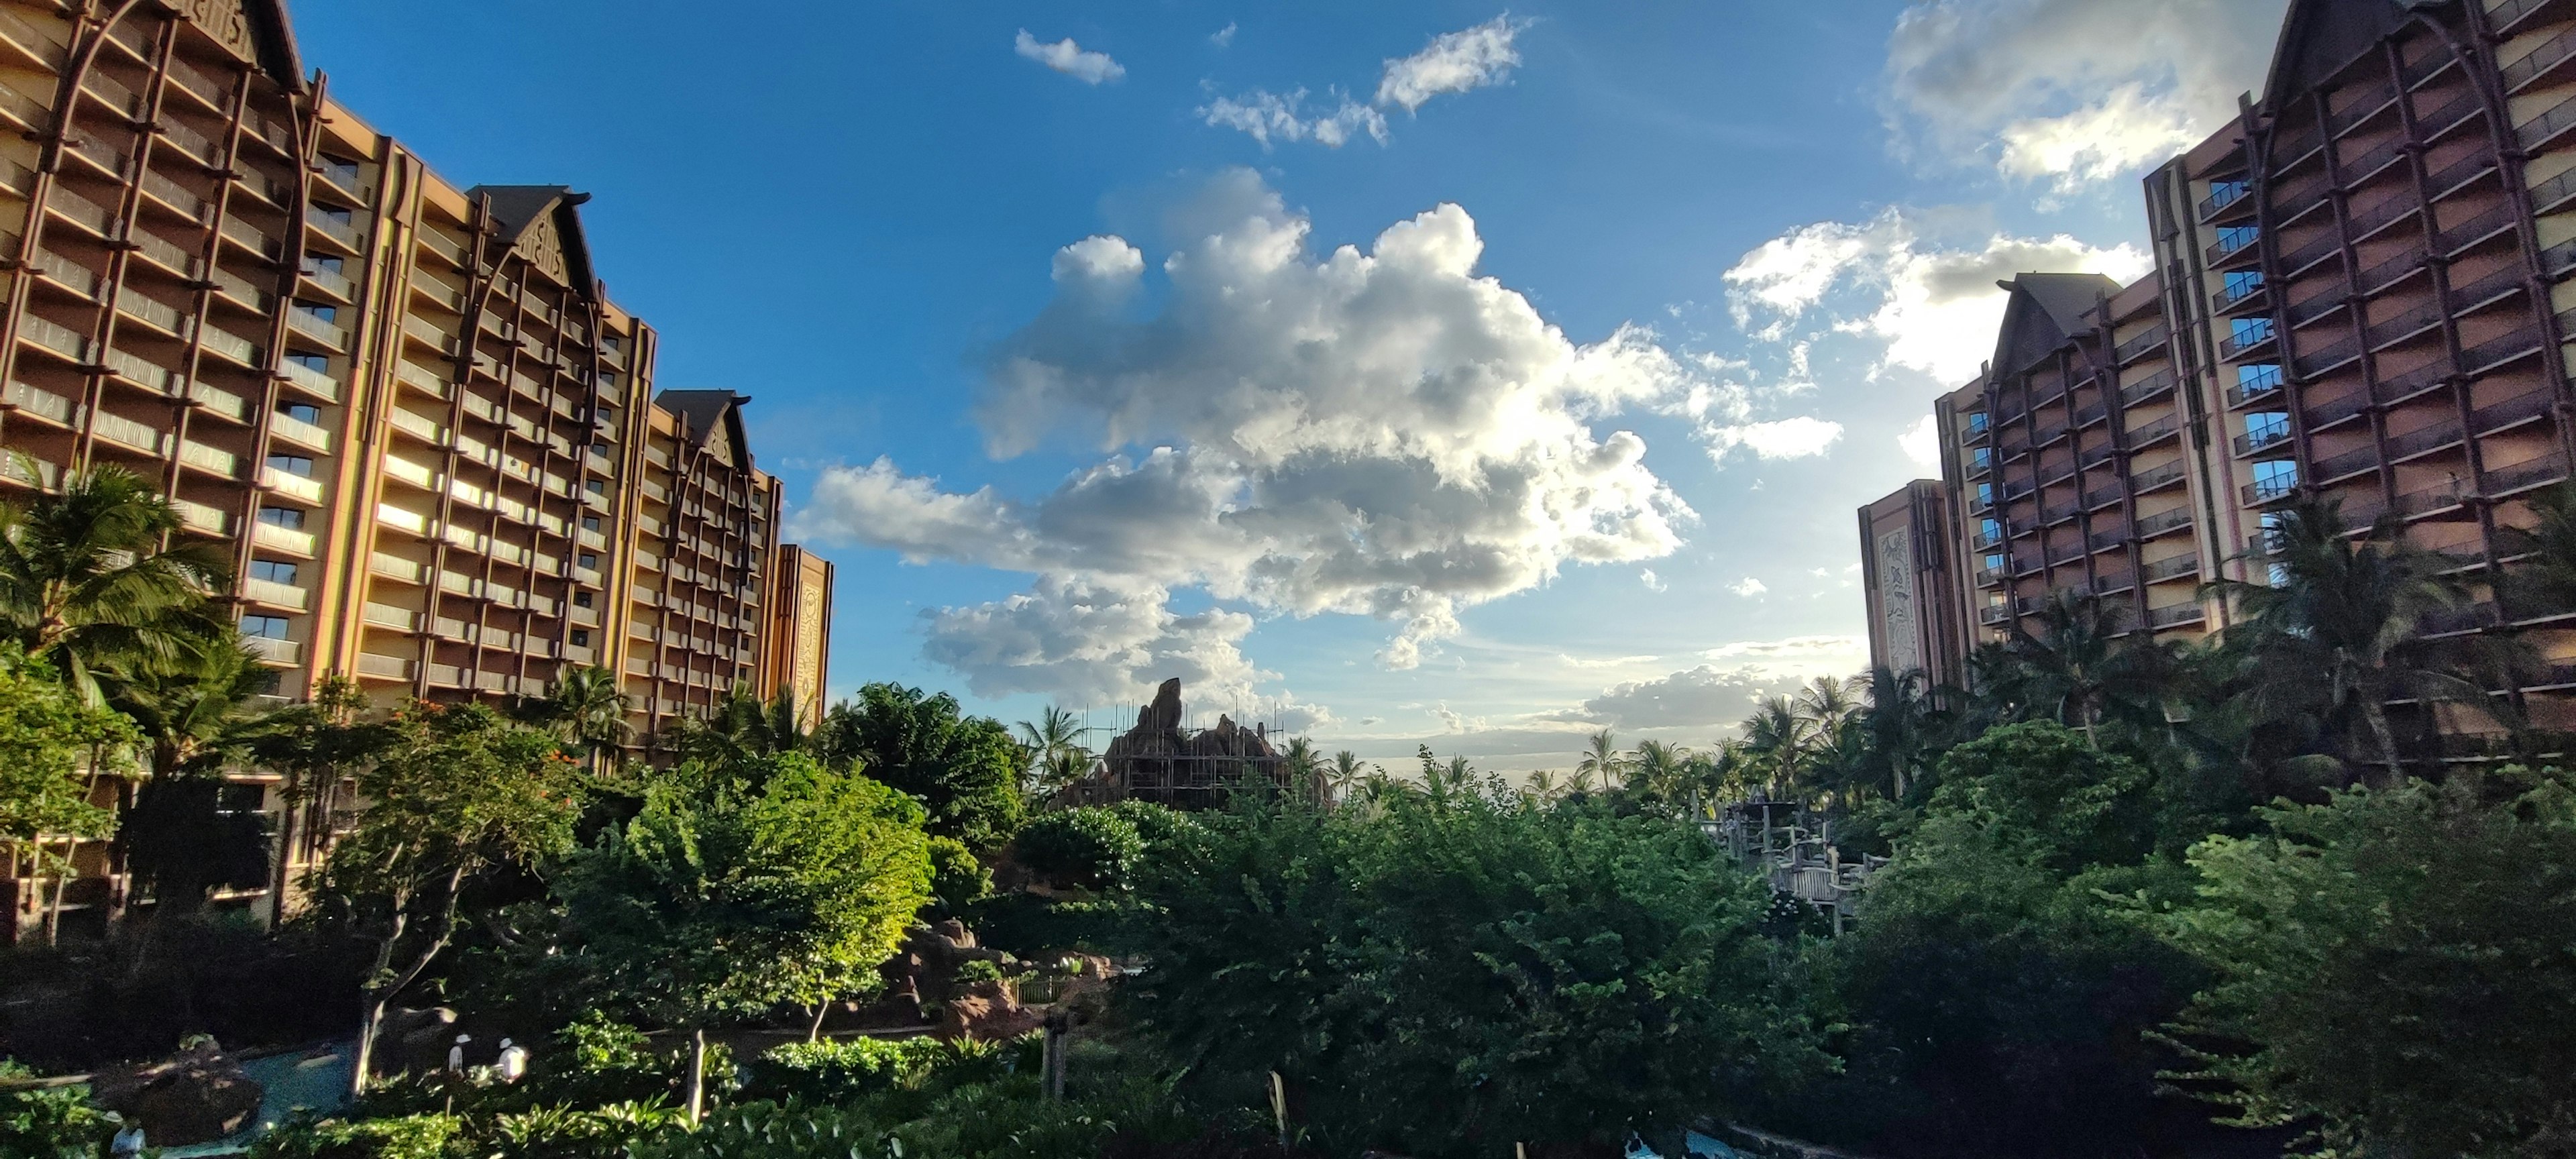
[528,664,630,772]
[2210,496,2496,781]
[1326,750,1364,802]
[666,685,810,770]
[1857,667,1943,800]
[1575,729,1625,791]
[2499,480,2576,618]
[1627,738,1690,799]
[1013,705,1093,800]
[1996,590,2179,748]
[100,639,272,953]
[1739,696,1815,800]
[0,463,230,702]
[1794,675,1860,734]
[1522,769,1562,802]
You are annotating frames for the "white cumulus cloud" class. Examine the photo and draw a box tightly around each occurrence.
[1728,577,1768,598]
[1722,207,2148,386]
[793,169,1697,704]
[1376,14,1529,112]
[1015,30,1126,84]
[1899,414,1941,470]
[1883,0,2286,192]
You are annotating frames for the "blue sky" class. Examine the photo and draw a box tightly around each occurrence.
[293,0,2286,769]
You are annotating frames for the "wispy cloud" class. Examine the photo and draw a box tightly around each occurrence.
[1200,13,1529,148]
[1377,14,1530,111]
[1015,30,1125,85]
[1210,21,1238,48]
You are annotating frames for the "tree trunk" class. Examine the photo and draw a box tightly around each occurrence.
[266,773,301,929]
[2362,699,2405,788]
[685,1028,707,1124]
[806,1003,828,1043]
[351,991,386,1099]
[41,836,68,946]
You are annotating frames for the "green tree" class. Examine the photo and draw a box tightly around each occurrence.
[525,663,631,772]
[239,675,388,922]
[1799,722,2204,1158]
[1990,590,2180,749]
[2159,768,2576,1157]
[2211,497,2493,780]
[1858,666,1945,801]
[1326,750,1364,801]
[555,753,932,1119]
[1011,806,1144,891]
[0,647,140,944]
[1012,704,1093,802]
[1123,789,1828,1156]
[668,685,812,769]
[820,683,1026,848]
[0,1060,120,1159]
[312,703,584,1097]
[1740,696,1816,799]
[99,639,272,932]
[0,463,229,703]
[1574,728,1624,791]
[1626,738,1690,800]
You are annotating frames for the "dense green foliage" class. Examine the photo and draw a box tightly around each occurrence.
[0,649,136,859]
[819,683,1026,848]
[0,1060,119,1159]
[555,753,933,1026]
[1012,805,1146,889]
[2161,768,2576,1156]
[1122,785,1828,1157]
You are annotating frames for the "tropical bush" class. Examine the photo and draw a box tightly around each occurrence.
[1012,807,1144,891]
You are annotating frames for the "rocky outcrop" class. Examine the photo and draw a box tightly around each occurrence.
[1087,679,1302,809]
[89,1040,264,1146]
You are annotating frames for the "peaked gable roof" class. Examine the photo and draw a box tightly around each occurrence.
[2257,0,2414,113]
[656,390,753,470]
[467,184,600,298]
[1990,273,2121,375]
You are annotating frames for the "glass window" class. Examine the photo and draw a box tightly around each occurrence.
[582,516,602,531]
[285,353,330,373]
[2223,270,2265,297]
[266,454,314,476]
[2237,364,2284,394]
[257,506,305,529]
[2209,178,2251,207]
[277,402,321,424]
[575,592,594,608]
[317,206,353,225]
[1968,411,1990,434]
[2254,459,2300,499]
[295,303,338,322]
[215,783,265,814]
[578,553,598,569]
[572,630,592,647]
[1984,552,2005,572]
[2231,316,2275,343]
[2245,412,2290,444]
[1972,447,1993,468]
[2218,224,2261,250]
[305,256,344,274]
[1982,518,2001,540]
[248,559,299,584]
[1976,482,1994,506]
[585,480,607,494]
[239,614,289,639]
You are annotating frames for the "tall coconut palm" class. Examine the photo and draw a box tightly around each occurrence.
[1627,738,1690,799]
[1858,667,1944,800]
[1521,769,1562,802]
[2210,496,2495,781]
[529,664,630,772]
[1996,590,2180,748]
[2499,480,2576,618]
[1794,675,1861,734]
[1326,750,1364,802]
[1013,705,1093,799]
[1739,696,1816,800]
[0,463,230,702]
[1575,729,1625,791]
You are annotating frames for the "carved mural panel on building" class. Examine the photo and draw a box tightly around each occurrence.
[1876,528,1921,675]
[176,0,258,62]
[517,211,571,286]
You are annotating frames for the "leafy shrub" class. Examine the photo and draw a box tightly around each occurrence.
[0,1060,119,1159]
[1012,808,1144,890]
[1106,800,1208,867]
[928,835,992,912]
[250,1111,464,1159]
[639,1072,1211,1159]
[739,1034,1034,1105]
[954,958,1005,986]
[482,1099,687,1159]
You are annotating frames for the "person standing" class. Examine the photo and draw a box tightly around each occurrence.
[496,1038,529,1084]
[447,1034,471,1072]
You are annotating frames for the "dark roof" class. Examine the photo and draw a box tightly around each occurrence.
[655,390,753,467]
[1990,273,2121,374]
[250,0,305,90]
[2259,0,2413,112]
[465,185,600,296]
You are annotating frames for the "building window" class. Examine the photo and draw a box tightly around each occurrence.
[215,783,266,814]
[1967,411,1989,434]
[2253,459,2299,500]
[317,205,353,225]
[578,553,598,569]
[2208,178,2251,209]
[2230,316,2275,345]
[2217,224,2261,252]
[294,302,338,323]
[257,506,305,529]
[582,515,602,532]
[575,592,594,608]
[239,614,290,639]
[2237,363,2284,396]
[266,454,315,477]
[572,630,591,647]
[1976,482,1994,507]
[248,559,299,584]
[2223,270,2264,298]
[2245,412,2290,449]
[285,353,330,373]
[278,402,321,425]
[585,480,606,495]
[1971,446,1993,469]
[305,255,344,275]
[1981,518,2000,541]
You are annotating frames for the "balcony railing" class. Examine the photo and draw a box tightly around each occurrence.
[2143,553,2201,583]
[2147,602,2207,628]
[2137,506,2195,538]
[305,207,364,250]
[288,309,350,349]
[240,634,301,665]
[2243,473,2301,504]
[2113,325,2169,364]
[2233,425,2294,455]
[251,520,314,555]
[2436,204,2516,254]
[2228,367,2286,406]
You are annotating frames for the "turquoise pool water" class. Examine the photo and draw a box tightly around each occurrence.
[159,1041,353,1158]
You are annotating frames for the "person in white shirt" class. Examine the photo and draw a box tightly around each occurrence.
[110,1124,146,1158]
[447,1034,471,1072]
[496,1038,529,1083]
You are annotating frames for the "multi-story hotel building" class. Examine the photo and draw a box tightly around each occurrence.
[1866,0,2576,736]
[0,0,833,939]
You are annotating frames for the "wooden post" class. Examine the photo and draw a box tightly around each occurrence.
[1269,1070,1289,1148]
[1042,1013,1067,1100]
